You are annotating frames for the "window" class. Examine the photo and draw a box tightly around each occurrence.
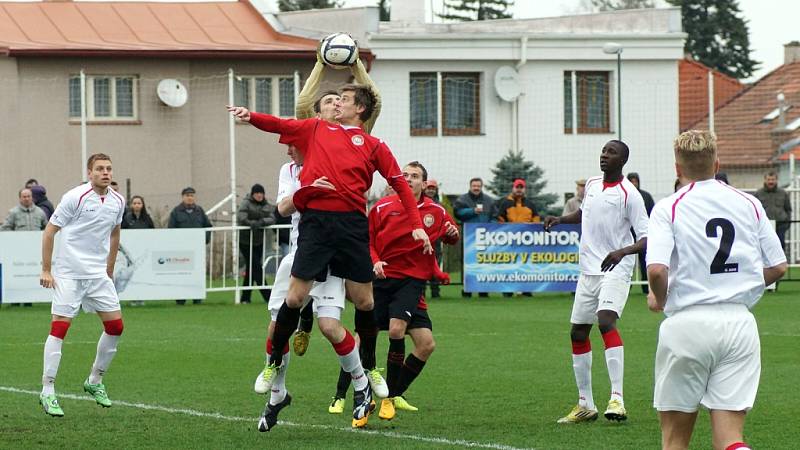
[409,72,481,136]
[235,75,295,117]
[68,75,138,121]
[564,71,611,134]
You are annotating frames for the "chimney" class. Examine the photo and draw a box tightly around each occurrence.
[391,0,425,22]
[786,41,800,64]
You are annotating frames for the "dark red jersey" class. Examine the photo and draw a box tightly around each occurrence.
[249,113,422,228]
[369,194,458,281]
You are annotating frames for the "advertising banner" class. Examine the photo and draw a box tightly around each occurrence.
[0,229,206,302]
[463,223,581,293]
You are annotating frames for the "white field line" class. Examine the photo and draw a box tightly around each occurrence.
[0,386,534,450]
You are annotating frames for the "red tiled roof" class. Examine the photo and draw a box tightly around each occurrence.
[679,58,745,131]
[0,1,318,58]
[690,61,800,168]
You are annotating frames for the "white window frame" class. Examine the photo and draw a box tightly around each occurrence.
[69,75,139,121]
[236,75,295,117]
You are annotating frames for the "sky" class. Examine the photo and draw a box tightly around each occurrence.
[301,0,799,82]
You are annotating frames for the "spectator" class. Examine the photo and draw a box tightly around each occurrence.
[122,195,155,229]
[454,177,495,298]
[495,178,539,223]
[1,188,44,306]
[424,179,444,298]
[494,178,538,297]
[1,188,47,231]
[562,179,586,215]
[25,178,38,189]
[168,187,212,305]
[30,185,54,220]
[714,172,729,184]
[236,183,276,304]
[627,172,655,293]
[755,171,792,253]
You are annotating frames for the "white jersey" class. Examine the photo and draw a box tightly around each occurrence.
[579,176,648,277]
[276,162,302,249]
[50,183,125,279]
[647,179,786,316]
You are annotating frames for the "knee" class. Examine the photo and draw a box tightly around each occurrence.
[317,320,340,341]
[284,294,304,309]
[352,295,373,311]
[597,313,617,333]
[388,323,406,340]
[103,318,124,336]
[570,328,589,342]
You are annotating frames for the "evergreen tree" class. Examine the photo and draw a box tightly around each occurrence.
[487,150,558,215]
[278,0,341,12]
[438,0,514,22]
[667,0,758,79]
[591,0,653,11]
[378,0,391,21]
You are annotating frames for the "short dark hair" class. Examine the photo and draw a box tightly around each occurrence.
[87,153,112,170]
[25,178,38,187]
[313,90,340,114]
[339,84,376,122]
[404,161,428,182]
[469,177,483,185]
[765,171,778,178]
[608,140,630,163]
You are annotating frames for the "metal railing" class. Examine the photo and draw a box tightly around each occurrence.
[206,224,291,303]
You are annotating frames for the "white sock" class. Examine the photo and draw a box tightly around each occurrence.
[605,346,624,402]
[270,352,290,405]
[572,352,595,410]
[338,346,368,391]
[88,332,119,385]
[42,335,63,395]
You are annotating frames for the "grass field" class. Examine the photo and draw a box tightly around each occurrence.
[1,283,798,449]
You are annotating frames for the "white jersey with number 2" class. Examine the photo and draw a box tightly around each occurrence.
[647,179,786,317]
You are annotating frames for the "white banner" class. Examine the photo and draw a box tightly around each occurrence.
[0,229,206,303]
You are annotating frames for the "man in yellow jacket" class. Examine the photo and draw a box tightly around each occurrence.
[494,178,539,297]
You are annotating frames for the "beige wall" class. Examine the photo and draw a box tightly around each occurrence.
[0,56,350,224]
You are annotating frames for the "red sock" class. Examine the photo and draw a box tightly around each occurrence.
[50,321,70,339]
[571,339,591,355]
[266,339,288,355]
[725,443,751,450]
[602,329,623,349]
[332,330,356,356]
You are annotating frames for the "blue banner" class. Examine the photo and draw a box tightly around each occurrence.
[463,223,581,292]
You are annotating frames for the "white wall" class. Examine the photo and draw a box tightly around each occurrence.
[369,57,679,203]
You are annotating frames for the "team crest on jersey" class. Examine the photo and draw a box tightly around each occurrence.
[423,213,435,227]
[351,135,364,146]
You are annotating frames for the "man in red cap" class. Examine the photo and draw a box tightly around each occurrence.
[494,178,539,297]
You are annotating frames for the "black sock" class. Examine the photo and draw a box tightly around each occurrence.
[269,302,301,366]
[396,353,426,397]
[387,338,406,397]
[354,309,378,370]
[335,368,351,399]
[298,301,314,333]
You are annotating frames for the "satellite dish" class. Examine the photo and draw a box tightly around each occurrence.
[494,66,522,102]
[157,79,188,107]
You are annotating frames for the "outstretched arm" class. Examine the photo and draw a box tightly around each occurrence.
[351,58,381,134]
[296,58,327,120]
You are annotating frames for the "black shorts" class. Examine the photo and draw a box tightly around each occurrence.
[374,278,432,331]
[292,209,374,283]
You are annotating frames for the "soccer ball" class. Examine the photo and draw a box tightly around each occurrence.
[320,33,358,69]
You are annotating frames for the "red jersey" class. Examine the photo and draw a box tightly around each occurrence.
[369,194,458,281]
[249,113,422,229]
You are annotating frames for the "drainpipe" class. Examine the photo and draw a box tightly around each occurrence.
[511,36,527,152]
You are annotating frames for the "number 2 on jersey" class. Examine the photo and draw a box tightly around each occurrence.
[705,218,739,274]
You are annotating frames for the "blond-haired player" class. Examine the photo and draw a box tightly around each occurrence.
[647,130,787,450]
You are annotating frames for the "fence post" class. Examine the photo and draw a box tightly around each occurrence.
[228,68,240,304]
[80,69,87,182]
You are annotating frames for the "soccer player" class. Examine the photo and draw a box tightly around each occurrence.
[369,161,459,424]
[38,153,126,417]
[289,50,383,358]
[229,84,430,426]
[646,130,787,450]
[544,140,648,424]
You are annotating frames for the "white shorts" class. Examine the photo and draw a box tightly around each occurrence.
[268,251,345,321]
[654,303,760,413]
[570,273,630,324]
[52,275,120,318]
